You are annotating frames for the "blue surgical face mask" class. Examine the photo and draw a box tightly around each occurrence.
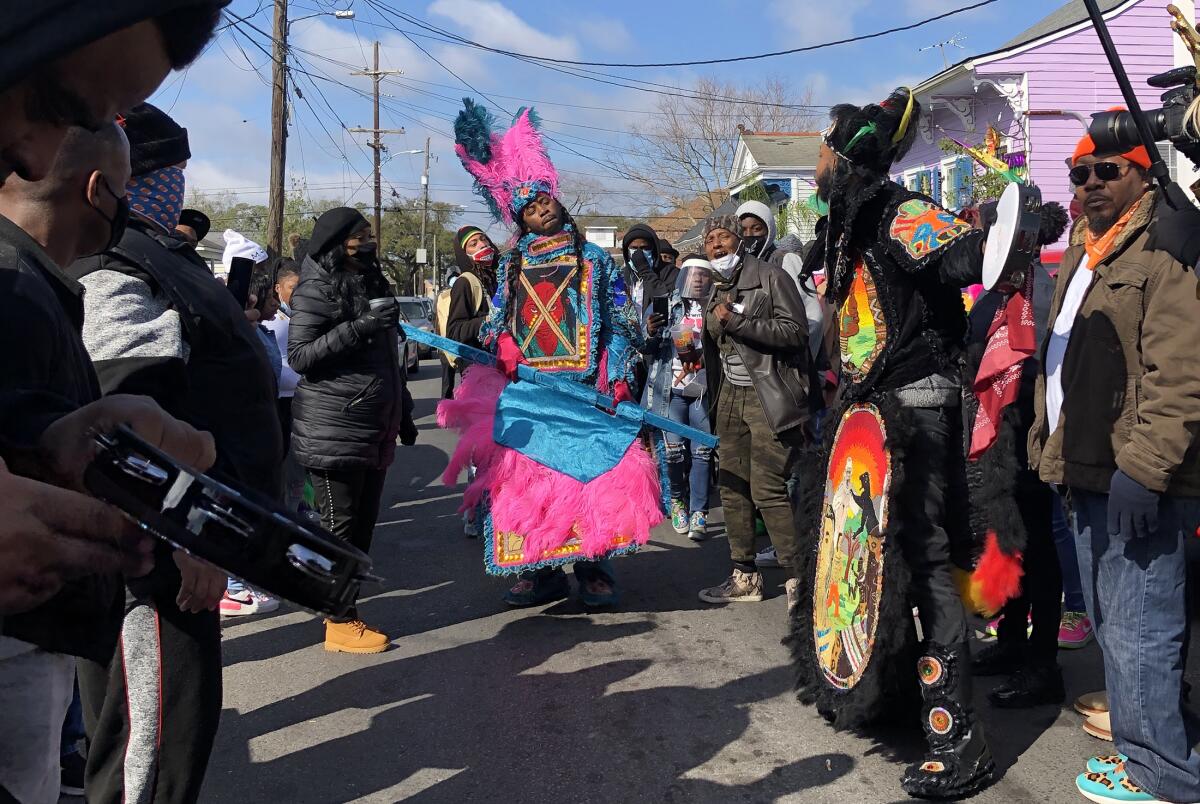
[641,248,656,265]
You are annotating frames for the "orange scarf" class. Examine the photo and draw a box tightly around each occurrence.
[1084,192,1148,265]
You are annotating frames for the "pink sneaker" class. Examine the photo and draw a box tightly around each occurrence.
[1058,610,1094,649]
[219,589,259,617]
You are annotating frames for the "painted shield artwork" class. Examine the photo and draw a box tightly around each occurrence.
[838,260,887,383]
[813,403,891,690]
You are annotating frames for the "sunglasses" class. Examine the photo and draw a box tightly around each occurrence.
[1069,161,1129,186]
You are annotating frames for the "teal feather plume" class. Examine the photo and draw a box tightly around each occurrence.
[454,97,494,163]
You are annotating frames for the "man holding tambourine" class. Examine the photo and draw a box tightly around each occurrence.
[792,87,995,800]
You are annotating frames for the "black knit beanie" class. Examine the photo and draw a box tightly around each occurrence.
[123,103,190,177]
[0,1,228,92]
[308,207,370,260]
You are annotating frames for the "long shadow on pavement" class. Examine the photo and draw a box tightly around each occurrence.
[208,617,854,803]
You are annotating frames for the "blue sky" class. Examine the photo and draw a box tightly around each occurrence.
[154,0,1066,231]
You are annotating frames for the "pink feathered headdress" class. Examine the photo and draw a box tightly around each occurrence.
[453,98,559,226]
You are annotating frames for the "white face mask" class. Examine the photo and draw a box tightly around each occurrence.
[710,253,740,277]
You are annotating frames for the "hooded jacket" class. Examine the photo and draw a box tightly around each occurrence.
[736,200,777,262]
[444,229,495,347]
[287,247,407,471]
[1029,192,1200,495]
[620,223,679,311]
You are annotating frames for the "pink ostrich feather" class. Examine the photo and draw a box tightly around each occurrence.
[437,365,662,560]
[453,108,558,226]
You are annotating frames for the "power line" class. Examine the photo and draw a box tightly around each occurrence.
[374,0,998,68]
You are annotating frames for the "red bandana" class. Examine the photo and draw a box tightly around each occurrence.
[968,271,1036,459]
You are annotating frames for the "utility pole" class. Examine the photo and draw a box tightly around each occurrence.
[419,137,430,294]
[266,0,288,255]
[349,41,404,241]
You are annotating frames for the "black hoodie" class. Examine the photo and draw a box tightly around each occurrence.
[444,230,495,347]
[620,223,679,311]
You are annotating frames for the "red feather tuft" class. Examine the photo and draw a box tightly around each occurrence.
[972,530,1024,613]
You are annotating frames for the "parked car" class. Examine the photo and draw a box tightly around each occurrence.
[396,295,435,358]
[398,308,420,375]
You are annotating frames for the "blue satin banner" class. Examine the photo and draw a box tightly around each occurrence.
[493,381,640,483]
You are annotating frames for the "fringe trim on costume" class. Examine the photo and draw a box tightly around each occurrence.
[785,395,920,730]
[438,365,663,566]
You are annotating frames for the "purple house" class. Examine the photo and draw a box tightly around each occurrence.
[894,0,1194,250]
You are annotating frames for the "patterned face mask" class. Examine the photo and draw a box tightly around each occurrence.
[127,166,186,233]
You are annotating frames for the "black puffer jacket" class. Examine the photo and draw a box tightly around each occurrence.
[288,255,407,470]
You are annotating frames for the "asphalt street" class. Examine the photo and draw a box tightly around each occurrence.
[206,360,1132,804]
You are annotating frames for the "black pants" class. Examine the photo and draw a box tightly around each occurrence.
[896,406,971,650]
[309,466,388,622]
[78,589,222,804]
[277,397,293,455]
[440,356,457,400]
[996,475,1061,666]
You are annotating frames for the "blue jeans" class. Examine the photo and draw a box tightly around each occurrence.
[664,392,712,514]
[1071,489,1200,802]
[1051,489,1086,613]
[60,680,84,757]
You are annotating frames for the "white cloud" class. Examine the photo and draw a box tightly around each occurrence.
[768,0,871,46]
[576,17,633,52]
[426,0,580,61]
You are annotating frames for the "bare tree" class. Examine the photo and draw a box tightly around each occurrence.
[613,77,819,218]
[557,175,604,218]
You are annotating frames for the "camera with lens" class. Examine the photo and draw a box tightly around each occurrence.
[1088,65,1200,163]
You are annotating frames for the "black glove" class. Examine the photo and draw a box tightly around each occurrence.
[350,299,399,339]
[1107,469,1160,538]
[399,414,418,446]
[629,248,655,279]
[1147,201,1200,269]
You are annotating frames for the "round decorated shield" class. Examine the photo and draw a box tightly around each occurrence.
[812,403,892,690]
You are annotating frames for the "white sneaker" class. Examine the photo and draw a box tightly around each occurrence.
[785,578,801,614]
[755,545,780,568]
[219,589,259,617]
[251,590,280,614]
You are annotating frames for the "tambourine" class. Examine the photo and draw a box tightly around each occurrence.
[84,425,378,618]
[982,182,1043,293]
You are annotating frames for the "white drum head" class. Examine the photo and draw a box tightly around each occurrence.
[983,182,1022,291]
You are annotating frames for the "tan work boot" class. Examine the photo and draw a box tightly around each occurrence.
[1074,690,1109,717]
[324,619,389,654]
[699,569,764,603]
[784,578,801,614]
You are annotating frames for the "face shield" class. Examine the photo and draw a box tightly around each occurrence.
[676,260,715,302]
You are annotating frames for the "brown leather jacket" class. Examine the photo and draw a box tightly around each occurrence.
[703,254,810,437]
[1029,191,1200,495]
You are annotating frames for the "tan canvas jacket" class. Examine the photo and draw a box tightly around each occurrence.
[1029,191,1200,495]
